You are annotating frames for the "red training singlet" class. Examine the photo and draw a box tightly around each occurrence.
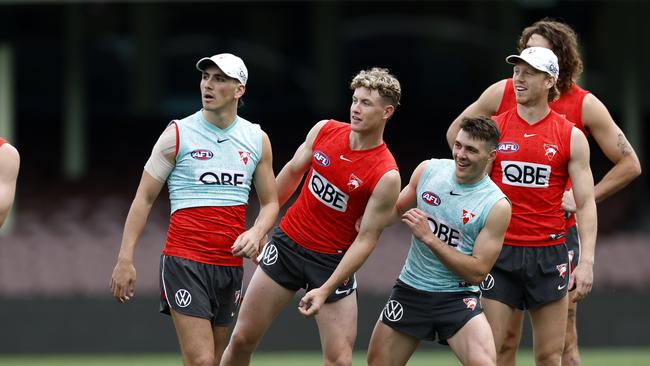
[491,109,574,246]
[498,79,590,227]
[280,120,398,254]
[163,206,246,266]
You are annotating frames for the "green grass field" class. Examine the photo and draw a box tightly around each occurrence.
[1,348,650,366]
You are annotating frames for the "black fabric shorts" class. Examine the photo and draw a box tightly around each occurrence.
[159,255,243,327]
[379,279,482,345]
[481,244,570,310]
[259,227,356,303]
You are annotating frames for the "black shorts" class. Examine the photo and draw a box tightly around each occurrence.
[159,255,243,327]
[481,244,570,310]
[379,279,482,345]
[259,227,356,303]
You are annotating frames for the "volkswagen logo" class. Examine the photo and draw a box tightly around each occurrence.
[262,244,278,266]
[175,289,192,308]
[382,300,404,322]
[480,274,495,291]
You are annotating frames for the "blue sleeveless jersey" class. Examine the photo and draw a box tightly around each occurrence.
[167,111,262,213]
[399,159,507,292]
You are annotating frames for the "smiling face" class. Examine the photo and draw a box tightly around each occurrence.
[452,129,496,185]
[200,64,244,113]
[512,61,555,106]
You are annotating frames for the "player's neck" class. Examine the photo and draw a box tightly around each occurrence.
[202,108,237,129]
[516,103,551,125]
[349,126,384,150]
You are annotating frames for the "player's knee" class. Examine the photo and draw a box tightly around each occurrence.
[366,346,385,366]
[227,330,259,354]
[324,346,352,366]
[185,352,216,366]
[466,353,496,366]
[535,347,562,366]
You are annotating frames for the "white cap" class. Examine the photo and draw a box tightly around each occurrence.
[506,47,559,79]
[196,53,248,85]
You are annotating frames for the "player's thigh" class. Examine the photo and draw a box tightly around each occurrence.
[481,297,516,351]
[448,313,496,366]
[367,321,420,366]
[231,266,295,342]
[316,293,357,356]
[502,308,525,346]
[529,295,568,359]
[171,309,216,361]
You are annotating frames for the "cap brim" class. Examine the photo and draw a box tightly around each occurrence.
[505,55,524,65]
[196,57,215,71]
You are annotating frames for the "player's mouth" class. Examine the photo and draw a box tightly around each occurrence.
[203,93,215,102]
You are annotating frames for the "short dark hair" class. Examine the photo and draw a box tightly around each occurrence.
[459,116,500,150]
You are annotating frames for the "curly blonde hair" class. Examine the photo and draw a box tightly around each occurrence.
[350,67,401,107]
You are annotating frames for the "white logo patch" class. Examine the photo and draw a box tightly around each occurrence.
[262,244,278,266]
[501,161,551,188]
[480,274,495,291]
[382,300,404,322]
[175,289,192,308]
[308,170,349,212]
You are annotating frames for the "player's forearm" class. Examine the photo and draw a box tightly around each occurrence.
[321,238,377,294]
[575,200,597,265]
[276,166,306,207]
[423,236,489,285]
[250,201,279,239]
[117,199,154,262]
[594,156,642,203]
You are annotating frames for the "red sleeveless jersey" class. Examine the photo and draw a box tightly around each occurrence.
[498,79,590,227]
[280,120,398,254]
[491,109,574,246]
[163,205,246,266]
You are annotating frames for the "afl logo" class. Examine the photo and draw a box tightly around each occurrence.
[480,274,495,291]
[497,142,519,153]
[421,191,441,206]
[191,149,213,160]
[313,150,330,167]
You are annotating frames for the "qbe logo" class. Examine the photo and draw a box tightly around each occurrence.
[308,171,349,212]
[500,161,550,188]
[382,300,404,322]
[196,168,247,186]
[427,217,461,247]
[175,289,192,308]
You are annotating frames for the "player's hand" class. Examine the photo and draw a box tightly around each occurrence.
[562,189,577,213]
[110,259,136,304]
[232,229,261,258]
[298,288,328,318]
[401,208,432,243]
[571,262,593,302]
[252,233,270,265]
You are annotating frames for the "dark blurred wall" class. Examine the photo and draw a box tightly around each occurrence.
[0,1,647,233]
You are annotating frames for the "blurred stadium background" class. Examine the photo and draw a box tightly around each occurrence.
[0,0,648,362]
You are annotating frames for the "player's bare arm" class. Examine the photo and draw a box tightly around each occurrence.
[0,143,19,228]
[386,160,428,225]
[581,94,641,202]
[110,126,176,303]
[402,198,511,285]
[298,170,401,317]
[232,133,279,258]
[275,120,329,207]
[567,127,598,302]
[446,79,507,149]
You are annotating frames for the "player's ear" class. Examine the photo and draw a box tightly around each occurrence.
[235,83,246,99]
[383,104,395,121]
